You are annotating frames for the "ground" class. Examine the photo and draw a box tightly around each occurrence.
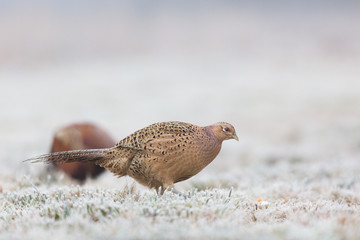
[1,159,359,239]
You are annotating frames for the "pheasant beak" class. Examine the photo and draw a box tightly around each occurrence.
[232,133,239,141]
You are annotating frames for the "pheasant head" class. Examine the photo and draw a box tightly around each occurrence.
[209,122,238,141]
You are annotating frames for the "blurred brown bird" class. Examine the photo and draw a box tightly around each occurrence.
[28,121,238,194]
[50,123,115,182]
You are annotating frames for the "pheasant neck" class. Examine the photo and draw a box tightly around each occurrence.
[202,127,223,164]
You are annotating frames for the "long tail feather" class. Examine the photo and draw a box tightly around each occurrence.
[25,148,113,164]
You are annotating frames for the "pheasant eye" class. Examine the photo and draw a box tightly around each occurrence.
[222,127,229,132]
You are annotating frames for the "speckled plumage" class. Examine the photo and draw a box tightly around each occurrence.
[28,121,238,193]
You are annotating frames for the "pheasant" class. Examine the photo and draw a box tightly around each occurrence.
[27,121,238,194]
[50,123,115,181]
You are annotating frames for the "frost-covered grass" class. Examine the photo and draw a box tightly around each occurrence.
[1,162,359,240]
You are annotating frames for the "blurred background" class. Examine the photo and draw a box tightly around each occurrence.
[1,0,359,190]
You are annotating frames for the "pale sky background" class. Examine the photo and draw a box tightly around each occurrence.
[0,1,359,187]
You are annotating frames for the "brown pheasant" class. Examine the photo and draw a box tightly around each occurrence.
[50,123,115,181]
[27,121,238,194]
